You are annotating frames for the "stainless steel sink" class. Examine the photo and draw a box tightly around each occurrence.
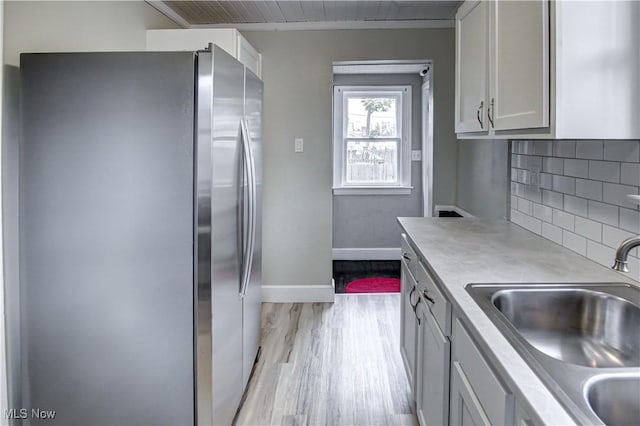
[466,283,640,425]
[586,374,640,426]
[492,288,640,368]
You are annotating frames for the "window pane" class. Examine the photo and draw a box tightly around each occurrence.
[346,140,398,184]
[347,96,398,138]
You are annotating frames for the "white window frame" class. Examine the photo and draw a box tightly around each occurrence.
[332,85,412,195]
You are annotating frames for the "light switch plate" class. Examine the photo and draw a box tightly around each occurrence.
[411,150,422,161]
[294,138,304,153]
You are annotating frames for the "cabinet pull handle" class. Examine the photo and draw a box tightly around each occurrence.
[409,286,419,307]
[488,98,495,128]
[423,290,435,304]
[412,297,422,325]
[476,100,484,129]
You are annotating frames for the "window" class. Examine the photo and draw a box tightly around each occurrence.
[333,85,412,195]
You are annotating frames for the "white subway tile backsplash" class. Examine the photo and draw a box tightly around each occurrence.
[620,163,640,186]
[588,200,619,227]
[564,195,588,217]
[602,182,639,207]
[522,185,542,203]
[532,203,553,223]
[563,230,587,256]
[553,140,576,158]
[517,169,528,184]
[542,190,564,209]
[517,198,533,215]
[543,157,564,174]
[575,216,602,241]
[512,154,521,168]
[528,156,543,170]
[602,225,637,252]
[575,179,603,201]
[552,175,576,194]
[553,209,575,231]
[564,159,589,178]
[575,140,603,160]
[603,140,640,162]
[619,208,640,233]
[534,140,553,156]
[589,160,621,183]
[540,173,553,190]
[511,140,639,282]
[521,141,535,155]
[542,222,563,244]
[586,240,616,268]
[511,209,542,234]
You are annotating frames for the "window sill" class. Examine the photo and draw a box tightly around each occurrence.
[332,186,413,196]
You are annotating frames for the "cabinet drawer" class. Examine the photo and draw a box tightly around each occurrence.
[401,234,418,279]
[453,319,513,425]
[417,261,451,336]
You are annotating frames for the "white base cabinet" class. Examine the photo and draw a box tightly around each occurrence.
[416,301,450,426]
[400,233,534,426]
[400,234,419,396]
[450,319,514,425]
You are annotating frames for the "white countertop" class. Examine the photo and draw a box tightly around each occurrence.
[397,217,639,425]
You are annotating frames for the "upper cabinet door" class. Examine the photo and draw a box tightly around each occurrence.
[491,0,549,131]
[455,0,489,133]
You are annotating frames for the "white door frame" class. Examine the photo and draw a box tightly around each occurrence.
[1,1,9,423]
[422,67,434,217]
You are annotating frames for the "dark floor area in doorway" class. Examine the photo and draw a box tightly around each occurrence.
[333,260,401,293]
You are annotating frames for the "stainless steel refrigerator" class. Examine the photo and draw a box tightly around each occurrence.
[18,46,262,425]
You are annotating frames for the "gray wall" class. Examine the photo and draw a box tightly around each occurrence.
[243,29,457,287]
[3,65,21,410]
[332,73,423,249]
[456,139,510,219]
[3,1,178,66]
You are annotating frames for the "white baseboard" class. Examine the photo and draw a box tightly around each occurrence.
[434,204,475,218]
[261,281,335,303]
[332,247,401,260]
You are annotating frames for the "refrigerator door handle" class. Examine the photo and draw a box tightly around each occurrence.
[239,119,256,298]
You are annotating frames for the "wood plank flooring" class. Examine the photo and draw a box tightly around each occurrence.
[235,294,417,426]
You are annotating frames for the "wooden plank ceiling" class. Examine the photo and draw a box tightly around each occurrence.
[159,1,461,26]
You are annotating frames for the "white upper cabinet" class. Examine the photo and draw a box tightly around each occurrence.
[456,0,640,139]
[491,0,549,131]
[455,0,489,133]
[146,29,262,78]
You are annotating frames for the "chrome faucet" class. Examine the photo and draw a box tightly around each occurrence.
[611,235,640,272]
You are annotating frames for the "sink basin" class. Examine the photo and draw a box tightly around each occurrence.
[587,375,640,426]
[492,288,640,368]
[466,283,640,425]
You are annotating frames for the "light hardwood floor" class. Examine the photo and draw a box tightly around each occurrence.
[235,294,417,426]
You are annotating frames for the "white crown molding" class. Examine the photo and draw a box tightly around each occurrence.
[332,248,401,260]
[146,1,191,29]
[189,19,455,31]
[262,282,335,303]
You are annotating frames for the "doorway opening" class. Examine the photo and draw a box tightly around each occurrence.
[331,60,434,293]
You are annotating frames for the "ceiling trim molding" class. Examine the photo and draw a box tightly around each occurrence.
[188,19,455,31]
[333,60,432,75]
[146,1,191,29]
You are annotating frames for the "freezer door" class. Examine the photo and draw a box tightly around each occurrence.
[195,46,246,426]
[19,52,196,425]
[242,68,263,387]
